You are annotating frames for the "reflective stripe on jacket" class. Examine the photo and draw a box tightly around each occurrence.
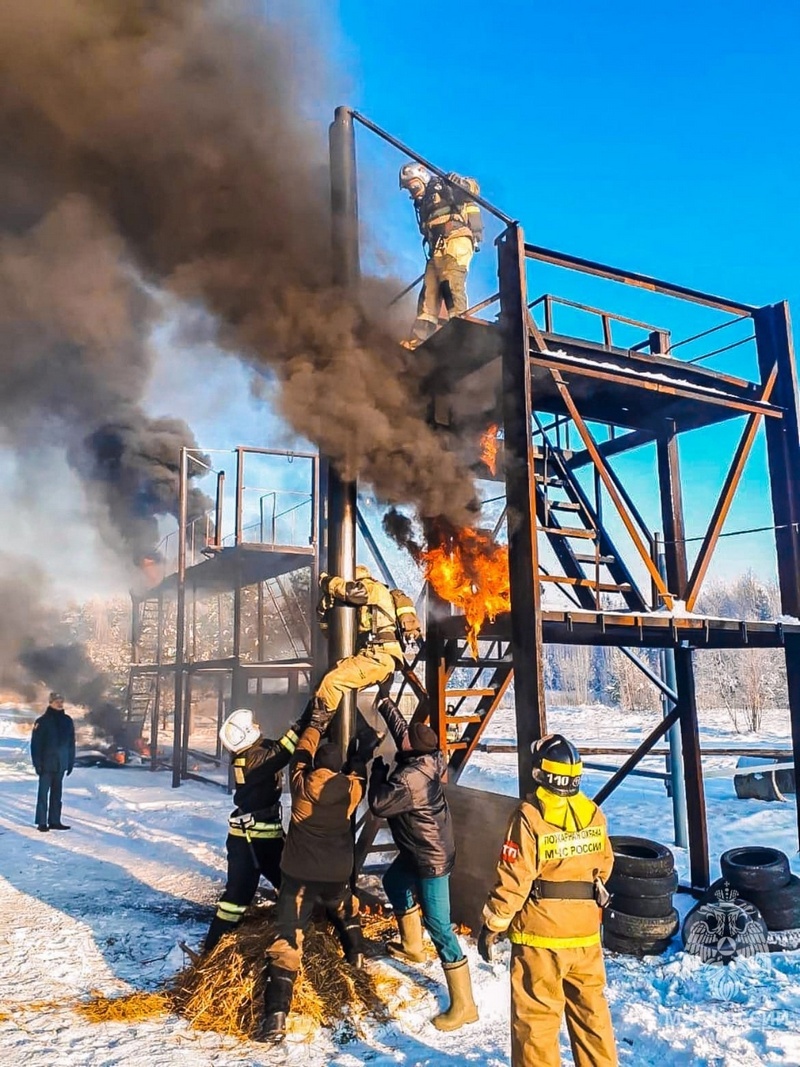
[482,789,614,950]
[230,728,298,814]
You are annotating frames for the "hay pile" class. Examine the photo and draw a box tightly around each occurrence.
[79,905,408,1042]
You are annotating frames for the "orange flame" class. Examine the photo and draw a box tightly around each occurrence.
[480,424,500,475]
[422,527,510,657]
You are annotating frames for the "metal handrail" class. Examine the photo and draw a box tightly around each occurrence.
[349,109,514,226]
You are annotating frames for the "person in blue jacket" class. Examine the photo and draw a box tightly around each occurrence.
[30,692,75,832]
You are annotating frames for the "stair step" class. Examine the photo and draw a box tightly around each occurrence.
[573,553,616,564]
[540,575,631,592]
[540,526,597,540]
[547,501,582,512]
[535,475,565,487]
[445,688,496,698]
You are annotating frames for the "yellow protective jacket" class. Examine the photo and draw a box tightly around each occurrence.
[483,788,614,950]
[322,574,405,663]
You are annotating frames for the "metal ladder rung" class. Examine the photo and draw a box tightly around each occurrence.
[547,501,582,512]
[540,526,597,540]
[573,553,616,564]
[444,715,484,724]
[539,576,631,592]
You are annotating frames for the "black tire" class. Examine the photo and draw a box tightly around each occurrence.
[610,836,675,879]
[741,875,800,931]
[610,893,675,919]
[607,870,679,899]
[602,929,672,957]
[720,847,791,893]
[604,907,679,941]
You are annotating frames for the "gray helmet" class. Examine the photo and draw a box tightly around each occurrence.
[399,162,431,191]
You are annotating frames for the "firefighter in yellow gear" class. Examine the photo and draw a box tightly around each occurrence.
[314,565,420,714]
[478,734,618,1067]
[398,162,483,349]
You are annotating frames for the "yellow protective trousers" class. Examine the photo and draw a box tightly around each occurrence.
[316,646,397,713]
[509,942,617,1067]
[412,235,474,340]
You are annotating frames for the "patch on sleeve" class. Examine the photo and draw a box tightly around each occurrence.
[501,839,520,864]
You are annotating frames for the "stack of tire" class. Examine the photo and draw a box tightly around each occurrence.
[717,846,800,931]
[603,836,680,956]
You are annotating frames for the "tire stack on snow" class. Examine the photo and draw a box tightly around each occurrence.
[718,846,800,932]
[602,836,680,956]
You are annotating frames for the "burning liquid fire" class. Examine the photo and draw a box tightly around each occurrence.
[480,424,500,476]
[422,528,510,657]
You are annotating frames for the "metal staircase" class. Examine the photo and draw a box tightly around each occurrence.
[263,575,311,660]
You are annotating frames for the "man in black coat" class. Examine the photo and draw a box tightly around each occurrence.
[368,694,478,1032]
[30,692,75,832]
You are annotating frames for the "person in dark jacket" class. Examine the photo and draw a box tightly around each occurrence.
[30,692,75,832]
[259,705,366,1043]
[368,694,478,1031]
[203,707,306,955]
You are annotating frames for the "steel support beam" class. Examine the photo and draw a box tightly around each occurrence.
[171,447,188,788]
[550,369,674,607]
[753,302,800,853]
[326,106,361,757]
[685,364,778,610]
[499,223,546,791]
[675,648,709,890]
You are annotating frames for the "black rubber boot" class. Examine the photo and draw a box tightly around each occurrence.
[257,964,296,1043]
[203,916,237,956]
[337,915,366,969]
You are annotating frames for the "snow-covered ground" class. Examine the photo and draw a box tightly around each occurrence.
[2,701,800,1066]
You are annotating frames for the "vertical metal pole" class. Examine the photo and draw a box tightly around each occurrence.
[753,302,800,851]
[172,446,188,788]
[234,448,244,546]
[675,647,709,890]
[151,594,164,772]
[214,471,225,547]
[327,106,360,758]
[654,393,707,883]
[655,533,688,848]
[499,224,546,791]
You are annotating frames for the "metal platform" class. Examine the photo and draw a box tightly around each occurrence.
[440,609,800,650]
[146,542,314,597]
[423,316,781,437]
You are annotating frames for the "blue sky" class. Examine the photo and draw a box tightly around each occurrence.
[331,0,800,590]
[149,0,800,593]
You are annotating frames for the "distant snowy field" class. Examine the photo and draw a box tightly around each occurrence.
[2,701,800,1066]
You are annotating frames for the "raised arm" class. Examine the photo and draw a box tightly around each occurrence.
[245,727,299,777]
[373,695,411,752]
[289,725,321,802]
[320,572,369,607]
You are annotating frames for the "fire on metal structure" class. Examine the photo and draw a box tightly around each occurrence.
[422,527,510,657]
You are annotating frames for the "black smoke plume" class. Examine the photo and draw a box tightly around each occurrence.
[0,0,478,529]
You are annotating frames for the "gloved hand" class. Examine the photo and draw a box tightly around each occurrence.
[309,703,333,734]
[318,571,331,591]
[293,700,314,734]
[477,924,502,963]
[371,755,389,781]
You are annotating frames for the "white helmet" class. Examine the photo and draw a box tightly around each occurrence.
[219,708,261,754]
[399,162,431,191]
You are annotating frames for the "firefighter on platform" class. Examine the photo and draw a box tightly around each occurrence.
[260,704,367,1043]
[478,734,617,1067]
[203,707,308,954]
[313,565,420,717]
[398,162,483,350]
